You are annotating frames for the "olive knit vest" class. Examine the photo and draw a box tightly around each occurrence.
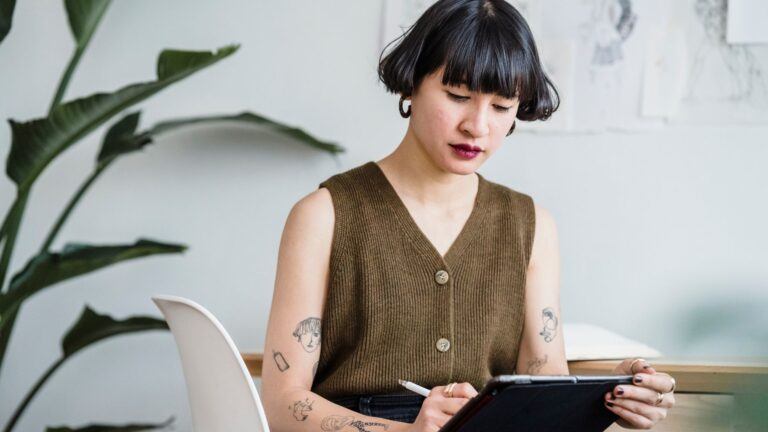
[312,161,535,399]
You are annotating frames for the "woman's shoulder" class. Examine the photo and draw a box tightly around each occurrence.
[318,161,376,188]
[479,175,555,233]
[481,175,535,209]
[286,187,335,243]
[287,161,376,234]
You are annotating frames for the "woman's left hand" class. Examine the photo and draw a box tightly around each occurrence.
[604,358,677,429]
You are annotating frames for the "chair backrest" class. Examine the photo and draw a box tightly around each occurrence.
[152,295,270,432]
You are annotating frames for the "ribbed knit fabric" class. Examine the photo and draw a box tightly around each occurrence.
[312,161,535,399]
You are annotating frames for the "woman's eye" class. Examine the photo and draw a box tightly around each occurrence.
[494,105,512,113]
[447,92,469,101]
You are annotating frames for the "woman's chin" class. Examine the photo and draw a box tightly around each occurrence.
[443,157,482,175]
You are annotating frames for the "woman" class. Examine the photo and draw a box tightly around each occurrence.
[262,1,676,431]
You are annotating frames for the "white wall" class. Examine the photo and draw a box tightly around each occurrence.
[1,1,767,430]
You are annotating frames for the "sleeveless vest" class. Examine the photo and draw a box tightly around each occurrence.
[312,161,535,399]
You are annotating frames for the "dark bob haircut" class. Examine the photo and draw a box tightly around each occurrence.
[378,0,559,123]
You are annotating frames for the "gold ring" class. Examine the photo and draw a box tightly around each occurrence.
[654,392,665,406]
[444,382,457,398]
[629,358,646,374]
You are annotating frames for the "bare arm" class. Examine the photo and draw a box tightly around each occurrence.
[261,188,407,432]
[515,204,569,375]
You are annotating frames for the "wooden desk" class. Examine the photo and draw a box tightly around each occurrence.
[242,353,768,431]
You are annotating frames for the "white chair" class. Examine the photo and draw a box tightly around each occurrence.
[152,295,270,432]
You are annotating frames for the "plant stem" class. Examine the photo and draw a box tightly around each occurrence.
[0,307,19,382]
[0,193,29,386]
[48,45,86,114]
[40,161,111,253]
[2,356,65,432]
[0,192,28,293]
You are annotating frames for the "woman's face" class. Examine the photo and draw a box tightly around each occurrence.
[407,66,520,175]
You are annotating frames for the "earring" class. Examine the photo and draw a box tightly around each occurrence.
[506,120,516,136]
[399,96,411,118]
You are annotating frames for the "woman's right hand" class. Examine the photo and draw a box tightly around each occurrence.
[406,383,478,432]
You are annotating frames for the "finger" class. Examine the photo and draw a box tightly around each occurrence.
[608,386,675,409]
[653,372,677,393]
[632,373,675,394]
[452,382,479,398]
[606,394,668,424]
[605,399,656,429]
[612,384,664,407]
[613,358,656,375]
[429,385,447,397]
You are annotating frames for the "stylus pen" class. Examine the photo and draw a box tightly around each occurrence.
[398,379,431,397]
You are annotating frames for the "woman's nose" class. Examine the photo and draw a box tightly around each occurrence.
[460,108,490,138]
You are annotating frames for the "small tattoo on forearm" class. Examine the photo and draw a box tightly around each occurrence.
[289,398,314,421]
[293,317,321,352]
[320,415,389,431]
[272,350,290,372]
[539,307,558,343]
[526,354,548,374]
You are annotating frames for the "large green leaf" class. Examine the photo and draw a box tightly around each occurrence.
[0,240,185,327]
[97,111,343,164]
[61,306,168,356]
[6,45,239,191]
[46,416,174,432]
[65,0,111,44]
[46,416,173,432]
[145,111,345,157]
[96,112,150,165]
[0,0,16,44]
[2,307,170,432]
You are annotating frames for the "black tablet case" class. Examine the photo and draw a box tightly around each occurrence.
[440,378,630,432]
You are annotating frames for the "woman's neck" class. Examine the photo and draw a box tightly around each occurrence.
[376,132,478,210]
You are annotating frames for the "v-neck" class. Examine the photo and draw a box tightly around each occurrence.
[366,161,489,267]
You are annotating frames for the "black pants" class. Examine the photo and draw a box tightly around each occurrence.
[330,393,426,424]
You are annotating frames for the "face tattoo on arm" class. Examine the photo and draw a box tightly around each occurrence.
[293,317,322,353]
[539,307,558,343]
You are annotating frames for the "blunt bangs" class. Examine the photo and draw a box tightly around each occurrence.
[379,0,559,122]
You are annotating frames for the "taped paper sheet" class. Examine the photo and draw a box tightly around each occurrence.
[727,0,768,44]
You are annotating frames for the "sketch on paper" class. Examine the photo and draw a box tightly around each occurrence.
[686,0,768,106]
[582,0,637,67]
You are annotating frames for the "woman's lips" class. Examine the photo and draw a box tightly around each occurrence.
[451,143,483,152]
[449,143,483,159]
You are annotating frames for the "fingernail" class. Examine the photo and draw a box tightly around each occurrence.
[606,401,614,407]
[634,375,643,384]
[616,387,624,395]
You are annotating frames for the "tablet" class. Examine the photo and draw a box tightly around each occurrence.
[439,375,634,432]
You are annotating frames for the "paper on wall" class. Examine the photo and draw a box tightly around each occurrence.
[642,29,688,118]
[726,0,768,44]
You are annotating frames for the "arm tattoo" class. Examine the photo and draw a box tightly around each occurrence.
[526,354,548,375]
[289,398,314,421]
[272,350,290,372]
[320,415,389,431]
[539,307,558,343]
[292,317,321,352]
